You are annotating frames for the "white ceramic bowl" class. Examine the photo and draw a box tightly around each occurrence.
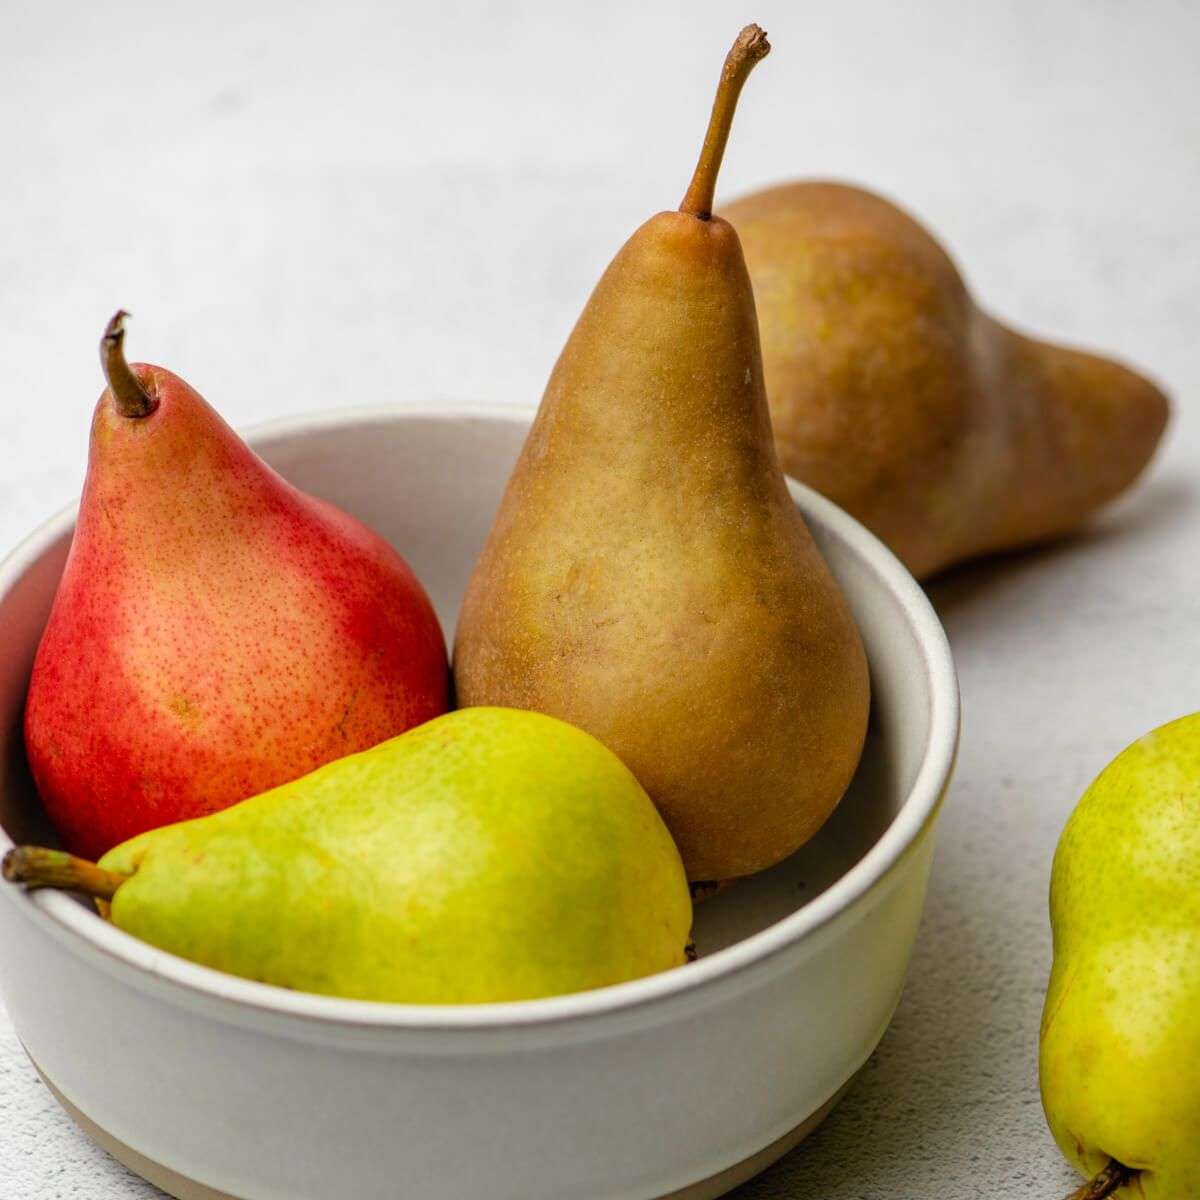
[0,405,958,1200]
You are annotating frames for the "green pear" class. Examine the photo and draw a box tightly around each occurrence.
[1040,713,1200,1199]
[4,707,692,1004]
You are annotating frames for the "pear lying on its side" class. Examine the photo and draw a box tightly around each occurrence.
[5,708,692,1005]
[721,182,1170,579]
[1040,713,1200,1200]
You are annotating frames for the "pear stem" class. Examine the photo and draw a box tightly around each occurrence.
[2,846,130,900]
[100,310,158,419]
[1064,1160,1137,1200]
[679,24,771,220]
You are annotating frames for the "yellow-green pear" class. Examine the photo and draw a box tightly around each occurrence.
[1040,713,1200,1199]
[453,26,870,883]
[4,707,692,1004]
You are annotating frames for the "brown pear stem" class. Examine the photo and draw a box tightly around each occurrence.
[100,310,158,418]
[1064,1160,1137,1200]
[679,24,771,219]
[2,846,130,900]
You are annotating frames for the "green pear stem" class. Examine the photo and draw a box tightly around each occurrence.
[101,310,158,418]
[2,846,130,900]
[1064,1160,1137,1200]
[679,23,770,220]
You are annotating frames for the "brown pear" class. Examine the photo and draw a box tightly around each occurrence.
[720,182,1170,579]
[454,28,870,882]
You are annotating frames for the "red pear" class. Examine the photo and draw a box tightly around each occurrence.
[25,313,449,859]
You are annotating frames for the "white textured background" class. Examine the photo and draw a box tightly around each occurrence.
[1,1,1198,1196]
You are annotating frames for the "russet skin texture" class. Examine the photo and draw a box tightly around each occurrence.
[93,707,693,1004]
[455,29,869,883]
[1039,714,1200,1199]
[721,182,1171,580]
[25,357,449,860]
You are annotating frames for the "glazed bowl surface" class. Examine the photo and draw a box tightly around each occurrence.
[0,405,958,1200]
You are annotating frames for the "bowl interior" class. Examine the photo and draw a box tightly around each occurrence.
[0,407,940,960]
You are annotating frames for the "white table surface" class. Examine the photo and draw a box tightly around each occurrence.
[1,1,1197,1196]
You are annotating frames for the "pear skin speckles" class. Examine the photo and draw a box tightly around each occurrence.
[25,363,449,859]
[1040,714,1200,1198]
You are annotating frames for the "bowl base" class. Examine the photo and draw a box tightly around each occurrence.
[31,1053,853,1200]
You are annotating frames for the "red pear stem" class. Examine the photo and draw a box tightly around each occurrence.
[1063,1160,1137,1200]
[100,310,158,418]
[679,23,771,220]
[2,846,130,900]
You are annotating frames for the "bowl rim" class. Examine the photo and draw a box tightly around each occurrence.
[0,402,959,1031]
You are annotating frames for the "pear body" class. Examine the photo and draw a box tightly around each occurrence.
[453,211,870,881]
[721,182,1170,579]
[1040,713,1200,1198]
[26,364,449,859]
[99,707,692,1004]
